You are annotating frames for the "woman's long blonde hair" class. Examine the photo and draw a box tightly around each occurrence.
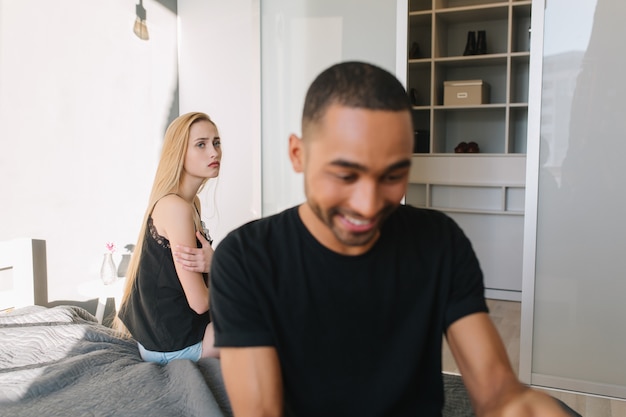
[114,112,216,335]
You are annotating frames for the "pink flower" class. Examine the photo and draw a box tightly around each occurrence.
[105,242,116,253]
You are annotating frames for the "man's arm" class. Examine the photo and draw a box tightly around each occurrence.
[446,312,569,417]
[220,346,284,417]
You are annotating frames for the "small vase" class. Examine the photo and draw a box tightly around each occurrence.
[117,254,131,278]
[100,253,117,285]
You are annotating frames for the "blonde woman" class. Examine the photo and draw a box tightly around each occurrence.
[117,112,221,363]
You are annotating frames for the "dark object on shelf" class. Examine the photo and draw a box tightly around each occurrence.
[409,41,421,59]
[454,141,468,153]
[409,88,419,106]
[467,141,480,153]
[463,31,476,56]
[413,130,430,153]
[476,30,487,55]
[454,141,480,153]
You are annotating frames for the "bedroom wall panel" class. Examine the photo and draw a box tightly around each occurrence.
[259,0,404,215]
[178,0,262,243]
[0,0,178,302]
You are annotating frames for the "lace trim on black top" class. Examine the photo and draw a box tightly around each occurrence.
[147,217,171,249]
[148,206,212,248]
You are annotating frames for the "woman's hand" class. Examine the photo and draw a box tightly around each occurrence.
[173,231,214,273]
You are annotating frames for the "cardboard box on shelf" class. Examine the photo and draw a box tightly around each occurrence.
[443,80,490,106]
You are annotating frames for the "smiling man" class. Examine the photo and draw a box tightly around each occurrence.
[210,61,570,417]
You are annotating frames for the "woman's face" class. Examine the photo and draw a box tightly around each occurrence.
[183,120,222,180]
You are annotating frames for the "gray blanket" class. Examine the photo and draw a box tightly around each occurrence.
[0,305,490,417]
[0,305,232,417]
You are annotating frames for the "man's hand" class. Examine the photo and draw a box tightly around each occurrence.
[482,387,575,417]
[447,313,572,417]
[173,231,214,273]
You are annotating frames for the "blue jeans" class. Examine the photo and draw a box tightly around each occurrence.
[137,341,202,364]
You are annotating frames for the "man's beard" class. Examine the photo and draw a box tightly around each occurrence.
[307,201,398,248]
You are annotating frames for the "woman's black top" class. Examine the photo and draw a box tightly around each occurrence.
[119,217,210,352]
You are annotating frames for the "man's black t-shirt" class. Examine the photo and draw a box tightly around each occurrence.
[210,205,487,417]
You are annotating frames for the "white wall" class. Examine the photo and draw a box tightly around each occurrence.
[0,0,178,302]
[177,0,262,241]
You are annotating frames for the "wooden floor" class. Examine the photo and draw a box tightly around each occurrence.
[442,299,626,417]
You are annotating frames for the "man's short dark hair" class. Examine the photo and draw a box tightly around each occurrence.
[302,61,412,133]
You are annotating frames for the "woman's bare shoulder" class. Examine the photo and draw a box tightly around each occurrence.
[152,194,193,221]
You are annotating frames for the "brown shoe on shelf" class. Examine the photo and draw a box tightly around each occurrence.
[467,141,480,153]
[455,142,469,153]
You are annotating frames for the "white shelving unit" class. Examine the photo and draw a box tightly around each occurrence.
[405,0,532,301]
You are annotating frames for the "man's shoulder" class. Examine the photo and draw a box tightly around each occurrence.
[392,204,453,226]
[212,206,301,280]
[239,205,297,230]
[385,205,464,246]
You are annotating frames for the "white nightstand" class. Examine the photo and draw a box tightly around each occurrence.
[77,278,126,324]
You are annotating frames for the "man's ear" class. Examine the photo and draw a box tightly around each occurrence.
[288,134,305,173]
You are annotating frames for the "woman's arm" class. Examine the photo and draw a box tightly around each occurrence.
[446,312,569,417]
[152,195,209,314]
[172,194,213,273]
[172,231,213,273]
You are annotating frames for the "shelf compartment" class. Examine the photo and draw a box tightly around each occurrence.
[433,106,506,153]
[510,54,530,103]
[508,106,528,153]
[411,108,431,130]
[434,10,509,58]
[409,13,432,59]
[412,109,431,153]
[408,63,432,106]
[409,0,432,13]
[434,61,507,104]
[435,0,509,9]
[511,2,532,53]
[434,2,509,17]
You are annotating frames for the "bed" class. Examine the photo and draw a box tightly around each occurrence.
[0,238,488,417]
[1,305,479,417]
[0,238,233,416]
